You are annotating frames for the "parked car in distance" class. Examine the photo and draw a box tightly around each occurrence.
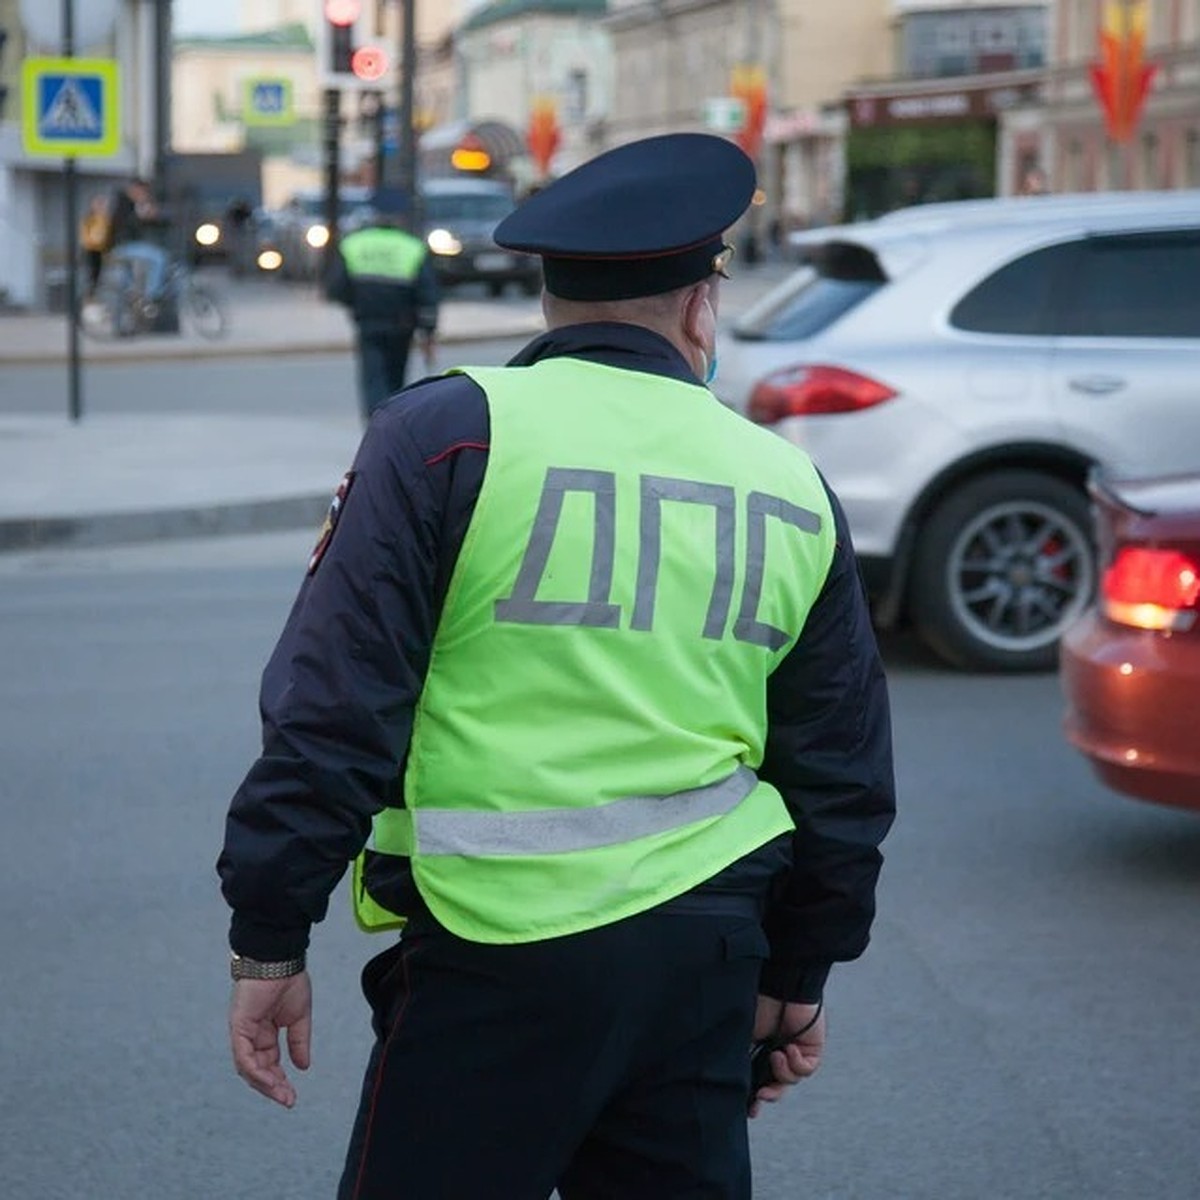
[420,177,541,296]
[1061,472,1200,811]
[272,187,375,280]
[715,190,1200,671]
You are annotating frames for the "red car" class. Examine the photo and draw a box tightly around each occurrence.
[1061,473,1200,811]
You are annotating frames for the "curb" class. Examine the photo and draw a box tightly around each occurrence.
[0,492,331,554]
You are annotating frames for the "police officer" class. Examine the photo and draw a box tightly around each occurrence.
[325,186,440,421]
[218,133,895,1199]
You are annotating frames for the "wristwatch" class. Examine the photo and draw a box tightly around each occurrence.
[229,952,306,981]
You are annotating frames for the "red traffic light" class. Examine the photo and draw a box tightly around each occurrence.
[324,0,361,27]
[351,45,389,82]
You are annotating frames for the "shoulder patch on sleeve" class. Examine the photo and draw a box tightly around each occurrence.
[307,471,356,575]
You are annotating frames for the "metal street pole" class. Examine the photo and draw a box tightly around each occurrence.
[398,0,418,229]
[322,87,341,279]
[153,0,171,197]
[62,0,82,421]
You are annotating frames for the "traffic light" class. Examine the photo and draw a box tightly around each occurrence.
[318,0,391,90]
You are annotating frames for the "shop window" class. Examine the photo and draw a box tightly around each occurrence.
[1105,141,1127,189]
[1140,132,1160,189]
[1187,130,1200,187]
[1066,140,1084,191]
[563,69,587,124]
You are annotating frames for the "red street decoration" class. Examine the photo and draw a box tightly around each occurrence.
[730,64,768,161]
[527,97,561,179]
[1089,0,1158,143]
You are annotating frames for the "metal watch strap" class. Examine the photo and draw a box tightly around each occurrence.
[229,952,306,981]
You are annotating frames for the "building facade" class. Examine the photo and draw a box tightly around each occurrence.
[451,0,613,189]
[1041,0,1200,191]
[0,0,164,309]
[602,0,894,242]
[843,2,1050,218]
[172,24,324,207]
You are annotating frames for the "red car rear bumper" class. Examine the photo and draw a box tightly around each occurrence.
[1061,611,1200,811]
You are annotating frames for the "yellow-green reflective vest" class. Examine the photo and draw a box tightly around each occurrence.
[354,357,836,943]
[339,225,427,282]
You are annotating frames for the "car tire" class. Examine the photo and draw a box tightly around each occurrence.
[909,470,1096,673]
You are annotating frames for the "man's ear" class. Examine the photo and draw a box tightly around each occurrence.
[682,281,711,349]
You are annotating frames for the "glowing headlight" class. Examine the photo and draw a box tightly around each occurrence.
[305,224,330,249]
[195,222,221,247]
[426,228,463,256]
[257,249,283,271]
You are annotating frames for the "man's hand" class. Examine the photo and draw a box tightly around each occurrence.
[748,994,826,1118]
[420,332,437,374]
[229,973,312,1108]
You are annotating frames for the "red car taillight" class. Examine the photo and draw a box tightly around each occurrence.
[1101,546,1200,631]
[746,364,897,425]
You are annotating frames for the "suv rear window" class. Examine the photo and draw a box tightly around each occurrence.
[734,240,885,341]
[950,242,1077,335]
[951,231,1200,338]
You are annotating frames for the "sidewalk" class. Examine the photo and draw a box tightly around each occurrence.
[0,277,546,365]
[0,263,793,554]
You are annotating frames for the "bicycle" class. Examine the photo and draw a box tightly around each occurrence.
[81,254,229,342]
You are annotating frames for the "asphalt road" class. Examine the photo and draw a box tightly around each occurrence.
[2,531,1199,1199]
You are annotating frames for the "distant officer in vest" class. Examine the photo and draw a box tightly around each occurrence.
[218,133,896,1200]
[325,186,440,421]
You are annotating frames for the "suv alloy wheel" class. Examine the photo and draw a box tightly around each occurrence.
[909,471,1095,671]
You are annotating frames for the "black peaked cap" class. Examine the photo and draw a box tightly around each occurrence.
[494,133,756,301]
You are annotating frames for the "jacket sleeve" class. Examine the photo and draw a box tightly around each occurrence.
[216,403,447,960]
[323,248,352,307]
[757,485,896,1003]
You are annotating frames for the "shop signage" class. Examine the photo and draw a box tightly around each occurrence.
[848,80,1041,128]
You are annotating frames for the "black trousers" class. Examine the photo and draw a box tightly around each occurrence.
[356,330,414,422]
[336,900,769,1200]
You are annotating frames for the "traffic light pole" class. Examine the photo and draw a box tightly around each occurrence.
[62,0,82,422]
[397,0,418,228]
[322,87,341,284]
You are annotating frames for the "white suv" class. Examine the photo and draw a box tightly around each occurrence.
[716,191,1200,671]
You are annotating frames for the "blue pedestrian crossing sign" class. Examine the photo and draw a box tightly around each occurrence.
[22,58,120,158]
[243,77,295,127]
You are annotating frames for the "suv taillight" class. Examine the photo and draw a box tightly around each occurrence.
[1101,546,1200,631]
[747,364,896,425]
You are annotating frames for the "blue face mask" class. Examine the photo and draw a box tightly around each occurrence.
[701,301,719,385]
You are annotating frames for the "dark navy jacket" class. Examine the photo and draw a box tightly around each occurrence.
[324,223,440,335]
[217,323,896,1003]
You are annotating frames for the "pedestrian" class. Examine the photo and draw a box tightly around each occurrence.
[1019,164,1050,196]
[224,195,255,278]
[217,132,895,1200]
[324,187,440,422]
[80,193,113,297]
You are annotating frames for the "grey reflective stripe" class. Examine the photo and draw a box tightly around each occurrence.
[413,765,759,857]
[631,475,737,638]
[734,491,823,650]
[495,467,620,627]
